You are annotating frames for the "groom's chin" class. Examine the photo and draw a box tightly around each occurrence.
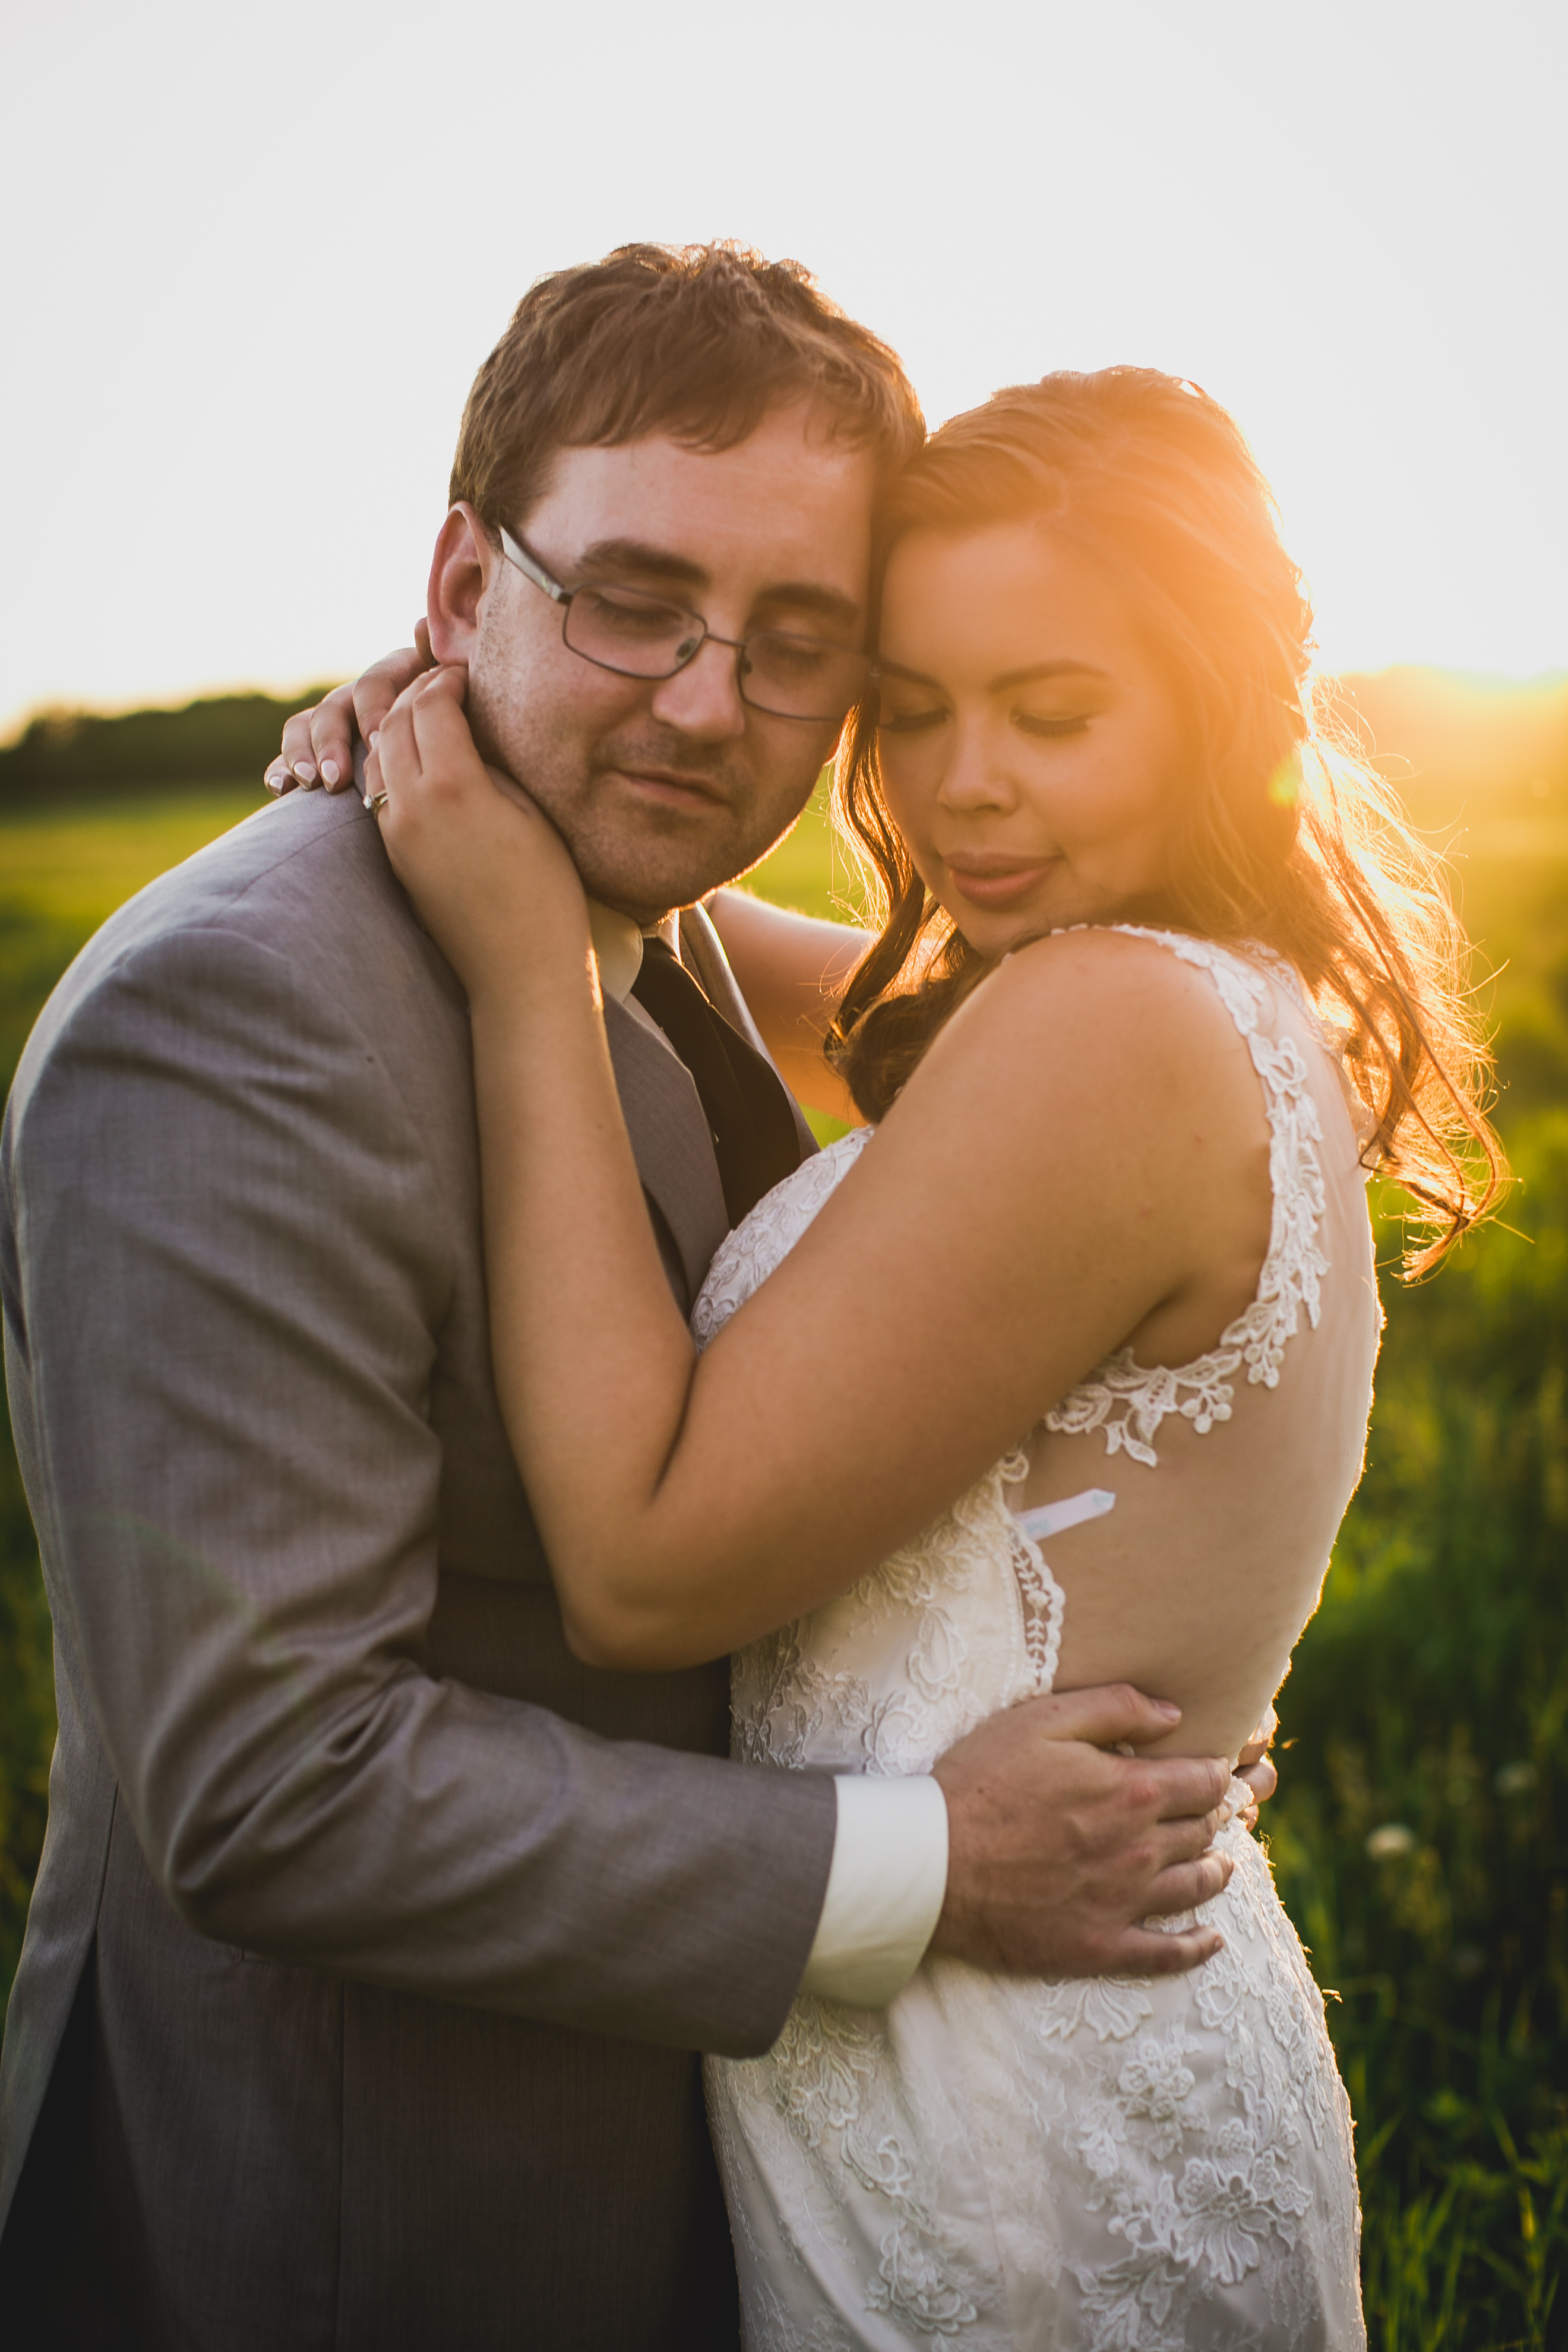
[564,804,778,923]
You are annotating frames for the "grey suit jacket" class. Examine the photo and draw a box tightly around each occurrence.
[0,787,836,2349]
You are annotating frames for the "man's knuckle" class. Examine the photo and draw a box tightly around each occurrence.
[1060,1808,1095,1858]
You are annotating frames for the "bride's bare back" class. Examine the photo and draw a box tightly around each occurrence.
[1008,932,1381,1763]
[693,927,1379,1776]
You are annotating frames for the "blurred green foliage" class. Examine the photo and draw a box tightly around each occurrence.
[2,678,1567,2344]
[1269,1119,1568,2348]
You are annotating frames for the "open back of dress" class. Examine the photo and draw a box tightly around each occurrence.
[693,928,1376,2350]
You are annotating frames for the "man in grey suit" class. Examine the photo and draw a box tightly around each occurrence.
[0,246,1254,2350]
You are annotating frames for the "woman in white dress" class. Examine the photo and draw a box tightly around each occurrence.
[367,368,1498,2348]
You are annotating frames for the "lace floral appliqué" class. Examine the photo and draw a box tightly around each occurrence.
[1044,929,1329,1469]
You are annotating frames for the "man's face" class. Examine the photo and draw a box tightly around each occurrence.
[453,403,877,924]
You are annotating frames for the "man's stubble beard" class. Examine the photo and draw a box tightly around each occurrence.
[466,668,818,926]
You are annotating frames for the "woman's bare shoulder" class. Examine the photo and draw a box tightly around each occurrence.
[862,925,1271,1275]
[935,925,1256,1093]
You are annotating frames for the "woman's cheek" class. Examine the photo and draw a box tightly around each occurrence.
[892,815,946,909]
[875,752,928,855]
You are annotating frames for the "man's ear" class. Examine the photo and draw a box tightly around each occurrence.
[426,502,496,663]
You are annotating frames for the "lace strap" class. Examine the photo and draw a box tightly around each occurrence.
[1042,928,1330,1469]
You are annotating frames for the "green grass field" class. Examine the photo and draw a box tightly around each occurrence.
[2,777,1566,2347]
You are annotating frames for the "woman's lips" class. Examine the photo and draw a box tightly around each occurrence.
[944,858,1056,909]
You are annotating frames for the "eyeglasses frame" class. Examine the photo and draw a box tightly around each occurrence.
[497,524,875,723]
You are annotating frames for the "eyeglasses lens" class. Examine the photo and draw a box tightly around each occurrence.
[741,634,868,723]
[564,587,868,722]
[566,588,699,673]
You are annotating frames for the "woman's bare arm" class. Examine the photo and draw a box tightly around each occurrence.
[375,672,1270,1676]
[706,889,870,1123]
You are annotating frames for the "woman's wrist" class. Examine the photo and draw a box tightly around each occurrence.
[466,932,600,1032]
[466,963,589,1032]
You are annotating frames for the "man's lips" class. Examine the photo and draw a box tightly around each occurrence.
[943,853,1060,909]
[609,764,733,813]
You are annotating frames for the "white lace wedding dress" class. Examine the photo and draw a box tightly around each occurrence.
[693,931,1377,2350]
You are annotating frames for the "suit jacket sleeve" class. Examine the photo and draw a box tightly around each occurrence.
[3,920,836,2056]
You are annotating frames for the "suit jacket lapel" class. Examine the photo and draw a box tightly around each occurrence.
[602,995,729,1307]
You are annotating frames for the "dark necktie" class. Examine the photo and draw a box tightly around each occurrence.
[631,935,805,1226]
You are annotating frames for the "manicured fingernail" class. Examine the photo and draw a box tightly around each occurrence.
[368,730,380,749]
[1156,1699,1181,1721]
[321,759,340,786]
[293,760,317,783]
[264,770,284,794]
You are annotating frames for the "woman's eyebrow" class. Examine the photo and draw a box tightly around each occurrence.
[988,659,1111,693]
[874,659,943,687]
[874,657,1112,692]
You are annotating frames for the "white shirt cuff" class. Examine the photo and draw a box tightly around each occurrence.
[798,1774,949,2009]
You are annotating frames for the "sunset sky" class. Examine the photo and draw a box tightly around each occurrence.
[2,0,1563,736]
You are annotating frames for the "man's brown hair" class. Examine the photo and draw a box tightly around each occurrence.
[450,242,925,535]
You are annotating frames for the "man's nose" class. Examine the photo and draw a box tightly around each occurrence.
[648,636,748,743]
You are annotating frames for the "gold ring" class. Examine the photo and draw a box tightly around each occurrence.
[365,791,389,816]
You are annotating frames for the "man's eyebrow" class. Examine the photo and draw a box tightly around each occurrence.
[753,580,862,631]
[576,538,710,589]
[575,539,861,632]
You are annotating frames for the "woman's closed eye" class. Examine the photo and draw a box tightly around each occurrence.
[1015,707,1093,739]
[877,700,948,735]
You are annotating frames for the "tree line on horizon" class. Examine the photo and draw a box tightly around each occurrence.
[0,690,340,808]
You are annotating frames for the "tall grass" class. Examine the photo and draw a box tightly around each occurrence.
[1269,1121,1568,2348]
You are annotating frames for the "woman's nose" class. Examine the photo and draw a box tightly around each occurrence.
[938,722,1014,812]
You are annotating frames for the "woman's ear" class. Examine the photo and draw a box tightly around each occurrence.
[426,502,495,663]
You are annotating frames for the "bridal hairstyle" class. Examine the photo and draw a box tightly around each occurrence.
[829,368,1503,1272]
[450,241,926,533]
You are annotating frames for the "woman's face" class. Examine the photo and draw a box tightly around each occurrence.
[874,521,1188,957]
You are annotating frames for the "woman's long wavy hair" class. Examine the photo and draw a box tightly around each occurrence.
[827,368,1503,1273]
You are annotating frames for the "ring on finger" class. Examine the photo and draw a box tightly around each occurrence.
[365,791,389,816]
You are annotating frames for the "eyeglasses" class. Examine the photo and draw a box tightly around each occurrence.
[498,526,873,724]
